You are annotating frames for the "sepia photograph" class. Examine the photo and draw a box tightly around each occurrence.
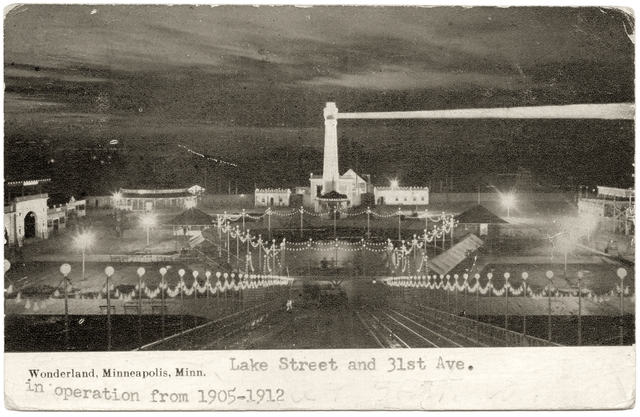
[3,3,635,410]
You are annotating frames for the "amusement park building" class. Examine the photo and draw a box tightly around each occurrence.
[578,186,635,235]
[4,179,86,247]
[255,189,291,207]
[373,186,429,206]
[308,169,369,211]
[113,188,196,212]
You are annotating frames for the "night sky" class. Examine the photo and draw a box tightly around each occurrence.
[3,5,635,196]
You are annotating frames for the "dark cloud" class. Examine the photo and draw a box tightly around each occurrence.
[3,5,635,192]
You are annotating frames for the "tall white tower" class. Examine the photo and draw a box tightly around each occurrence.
[322,102,340,194]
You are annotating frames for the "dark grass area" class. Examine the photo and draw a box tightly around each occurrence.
[4,315,207,352]
[475,314,635,346]
[4,310,634,351]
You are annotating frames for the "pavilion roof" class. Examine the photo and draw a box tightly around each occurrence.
[317,190,348,201]
[429,234,484,276]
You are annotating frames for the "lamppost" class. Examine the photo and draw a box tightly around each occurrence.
[226,215,231,264]
[216,272,222,314]
[300,206,304,238]
[424,208,428,232]
[112,191,122,206]
[522,272,528,338]
[441,213,446,251]
[617,268,627,345]
[104,266,115,351]
[140,213,156,248]
[475,273,480,346]
[205,271,211,302]
[450,215,456,249]
[60,263,71,350]
[577,271,582,346]
[257,235,264,275]
[398,207,402,242]
[236,226,240,270]
[454,274,458,315]
[272,239,277,276]
[462,273,468,312]
[179,269,185,331]
[333,204,337,238]
[361,238,366,276]
[445,275,450,314]
[192,270,199,302]
[504,273,510,337]
[487,273,493,318]
[74,231,94,281]
[217,215,222,257]
[137,267,145,347]
[546,270,554,342]
[463,273,468,339]
[366,207,371,239]
[555,231,573,277]
[246,229,251,274]
[242,208,246,232]
[502,193,515,219]
[334,239,339,276]
[159,267,167,341]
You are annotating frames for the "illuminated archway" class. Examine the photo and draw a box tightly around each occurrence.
[24,211,37,239]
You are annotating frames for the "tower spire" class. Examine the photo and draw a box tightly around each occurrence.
[322,102,340,194]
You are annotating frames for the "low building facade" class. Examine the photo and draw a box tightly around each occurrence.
[255,188,291,207]
[47,197,87,236]
[309,169,369,211]
[4,194,87,247]
[374,186,429,206]
[4,194,49,247]
[114,188,196,212]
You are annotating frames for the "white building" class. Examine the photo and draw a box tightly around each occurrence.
[4,194,49,247]
[114,188,196,211]
[255,188,291,207]
[4,192,87,247]
[47,196,87,235]
[188,185,205,195]
[374,186,429,206]
[309,169,368,211]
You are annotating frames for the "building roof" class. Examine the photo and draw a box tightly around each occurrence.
[255,188,291,193]
[429,234,484,276]
[165,207,214,226]
[597,186,635,199]
[121,191,192,199]
[317,190,348,200]
[188,185,205,193]
[340,169,365,182]
[455,205,507,224]
[374,186,429,191]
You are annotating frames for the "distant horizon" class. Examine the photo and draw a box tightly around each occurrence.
[3,5,635,196]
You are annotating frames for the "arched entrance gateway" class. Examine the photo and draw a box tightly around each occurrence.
[24,211,37,239]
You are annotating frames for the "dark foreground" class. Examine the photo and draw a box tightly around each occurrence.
[5,291,634,351]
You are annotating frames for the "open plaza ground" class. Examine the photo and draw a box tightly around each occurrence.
[5,198,633,306]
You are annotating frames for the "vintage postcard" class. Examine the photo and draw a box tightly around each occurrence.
[3,3,635,411]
